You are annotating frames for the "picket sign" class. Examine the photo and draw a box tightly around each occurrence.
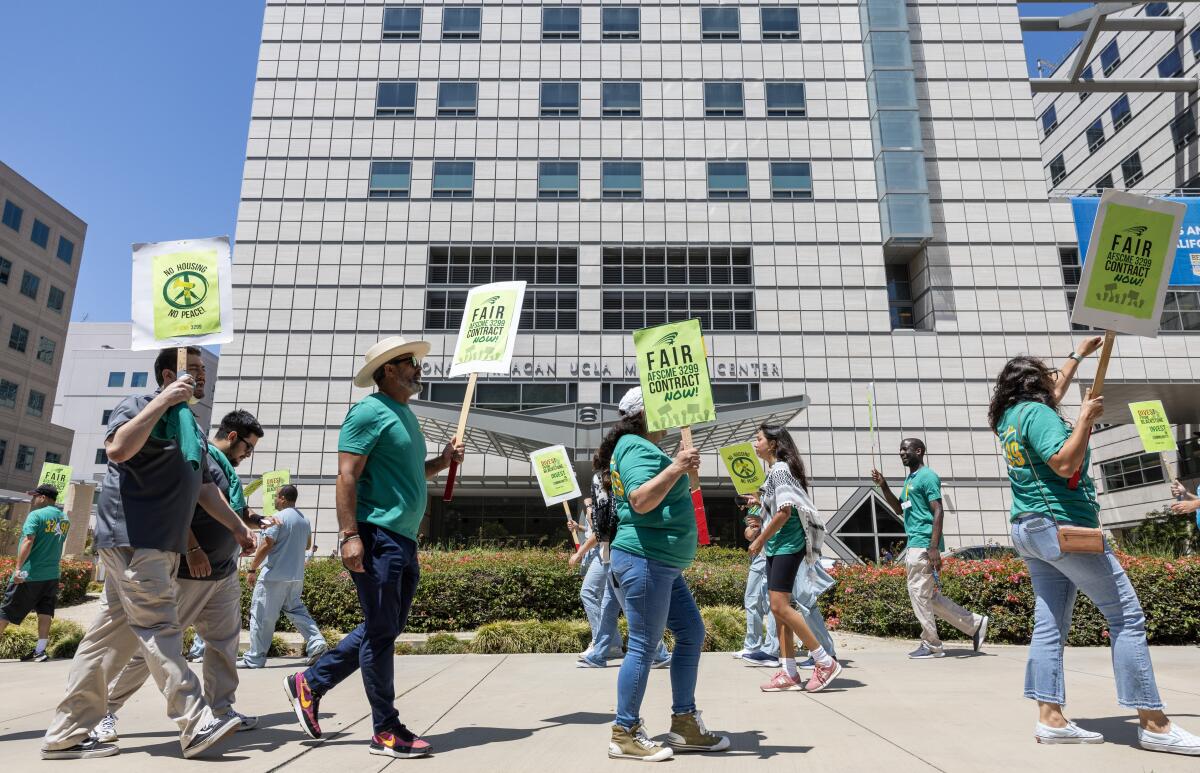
[530,445,583,547]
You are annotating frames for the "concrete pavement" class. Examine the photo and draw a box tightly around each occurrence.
[2,633,1198,772]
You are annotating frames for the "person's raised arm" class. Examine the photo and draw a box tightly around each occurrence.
[105,377,194,463]
[1051,336,1104,406]
[337,451,368,572]
[628,447,699,515]
[198,483,255,552]
[1047,395,1104,478]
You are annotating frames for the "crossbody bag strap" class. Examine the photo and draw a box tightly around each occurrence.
[1016,404,1060,525]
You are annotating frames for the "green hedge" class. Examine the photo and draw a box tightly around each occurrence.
[0,618,86,660]
[0,558,91,607]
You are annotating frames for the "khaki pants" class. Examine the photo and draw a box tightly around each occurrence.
[43,548,213,752]
[905,547,982,651]
[107,572,242,717]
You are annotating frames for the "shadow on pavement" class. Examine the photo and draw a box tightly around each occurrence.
[657,729,812,758]
[1074,713,1200,749]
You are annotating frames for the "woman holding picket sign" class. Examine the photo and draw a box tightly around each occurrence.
[989,341,1199,755]
[744,424,842,693]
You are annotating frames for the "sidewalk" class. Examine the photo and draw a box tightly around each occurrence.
[3,633,1199,771]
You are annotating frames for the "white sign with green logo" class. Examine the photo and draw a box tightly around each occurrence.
[530,445,581,507]
[131,236,234,350]
[448,281,527,377]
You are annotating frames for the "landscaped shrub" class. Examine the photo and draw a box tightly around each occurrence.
[0,618,85,660]
[0,558,92,606]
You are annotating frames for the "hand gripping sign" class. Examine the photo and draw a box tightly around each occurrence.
[719,443,765,495]
[442,281,528,501]
[634,319,716,544]
[37,463,73,505]
[530,445,584,547]
[1067,191,1186,489]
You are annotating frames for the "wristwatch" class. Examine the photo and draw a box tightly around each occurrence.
[1067,351,1085,364]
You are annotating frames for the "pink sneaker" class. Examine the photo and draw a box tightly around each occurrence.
[760,670,803,692]
[805,659,843,693]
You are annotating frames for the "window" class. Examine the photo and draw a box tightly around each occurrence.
[1040,105,1057,137]
[1059,246,1082,286]
[1109,95,1132,131]
[1159,46,1184,78]
[602,7,640,39]
[601,161,643,199]
[368,161,412,199]
[1049,153,1067,186]
[1101,452,1165,492]
[442,6,481,39]
[1100,41,1121,76]
[602,381,759,405]
[19,270,40,300]
[765,82,806,117]
[602,82,641,117]
[707,162,749,199]
[886,263,916,329]
[101,409,113,425]
[9,324,29,353]
[36,337,55,365]
[0,379,16,409]
[107,371,125,388]
[26,390,45,417]
[540,82,580,117]
[2,200,21,231]
[131,371,148,388]
[376,81,417,117]
[761,7,799,39]
[1121,151,1143,186]
[1146,2,1169,16]
[95,448,108,465]
[538,161,580,199]
[1172,109,1197,149]
[438,82,478,117]
[1094,173,1114,194]
[383,6,421,39]
[428,382,579,412]
[431,161,474,198]
[427,245,578,286]
[833,494,908,562]
[704,82,744,117]
[1086,118,1106,153]
[47,286,65,312]
[1080,65,1093,101]
[45,452,61,465]
[542,7,580,39]
[0,256,9,284]
[1193,26,1200,60]
[604,289,755,331]
[602,245,752,285]
[1160,290,1200,331]
[56,236,74,264]
[701,7,740,39]
[30,219,49,248]
[600,246,755,331]
[0,439,5,466]
[771,161,813,200]
[15,445,35,472]
[426,290,577,331]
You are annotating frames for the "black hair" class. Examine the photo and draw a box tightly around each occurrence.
[154,346,202,387]
[988,355,1058,433]
[901,438,927,455]
[759,423,810,491]
[277,484,298,503]
[595,412,649,492]
[217,409,264,440]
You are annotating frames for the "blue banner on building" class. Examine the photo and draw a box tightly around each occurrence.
[1072,197,1200,286]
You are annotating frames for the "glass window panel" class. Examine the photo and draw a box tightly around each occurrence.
[1121,152,1143,186]
[876,110,921,149]
[1110,95,1132,130]
[1049,153,1067,185]
[538,161,580,199]
[540,82,580,115]
[438,82,478,115]
[707,161,749,198]
[602,161,643,198]
[602,7,640,38]
[1086,118,1105,151]
[870,71,916,110]
[878,151,928,192]
[369,161,412,198]
[1041,105,1057,137]
[882,193,932,236]
[383,7,422,38]
[866,31,911,68]
[442,7,482,37]
[57,236,74,264]
[108,372,125,388]
[376,81,417,115]
[863,0,906,28]
[131,372,148,388]
[765,82,806,116]
[30,219,49,248]
[47,286,66,312]
[770,161,813,199]
[36,337,55,365]
[1171,110,1196,148]
[760,7,799,38]
[602,82,641,116]
[432,161,474,198]
[1159,46,1184,77]
[701,7,740,38]
[0,379,17,409]
[19,271,40,299]
[542,7,580,37]
[1100,40,1121,75]
[1,200,22,231]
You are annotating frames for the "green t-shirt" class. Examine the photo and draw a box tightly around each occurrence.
[609,434,697,569]
[999,401,1100,528]
[900,466,945,550]
[338,394,428,541]
[761,463,807,558]
[22,506,69,582]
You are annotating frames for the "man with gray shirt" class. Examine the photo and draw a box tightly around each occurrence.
[239,485,327,668]
[41,347,256,761]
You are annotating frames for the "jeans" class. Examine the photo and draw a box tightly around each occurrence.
[188,636,205,659]
[1012,514,1163,710]
[591,557,670,664]
[304,523,420,733]
[742,554,779,654]
[791,560,837,659]
[581,553,625,659]
[242,579,327,667]
[611,549,705,729]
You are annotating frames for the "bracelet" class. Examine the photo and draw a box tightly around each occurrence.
[187,546,202,554]
[340,534,361,545]
[1068,351,1084,364]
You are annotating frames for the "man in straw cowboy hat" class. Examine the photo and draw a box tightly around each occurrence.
[283,336,463,759]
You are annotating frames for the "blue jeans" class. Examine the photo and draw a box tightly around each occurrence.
[611,548,705,729]
[304,523,420,733]
[591,558,670,664]
[792,561,837,659]
[581,553,625,658]
[743,554,779,654]
[188,636,206,659]
[1012,514,1163,710]
[242,579,327,667]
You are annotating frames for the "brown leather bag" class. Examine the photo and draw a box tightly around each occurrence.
[1056,524,1105,554]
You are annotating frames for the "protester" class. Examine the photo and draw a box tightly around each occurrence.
[568,494,623,662]
[42,347,256,761]
[745,425,843,693]
[989,340,1200,754]
[240,484,327,668]
[283,336,463,759]
[0,484,69,662]
[733,502,779,667]
[1168,479,1199,527]
[592,387,728,762]
[873,439,989,659]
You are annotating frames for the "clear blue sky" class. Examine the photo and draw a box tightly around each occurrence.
[0,2,1083,323]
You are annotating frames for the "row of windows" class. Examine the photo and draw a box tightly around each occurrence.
[0,256,69,312]
[368,159,813,200]
[0,377,49,418]
[381,5,802,42]
[425,381,579,411]
[107,371,149,389]
[428,244,579,285]
[598,381,760,405]
[0,439,57,474]
[2,199,75,264]
[6,323,56,365]
[1048,148,1142,189]
[375,80,805,119]
[1060,246,1200,332]
[1099,451,1165,493]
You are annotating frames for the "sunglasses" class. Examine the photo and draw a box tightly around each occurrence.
[387,355,422,370]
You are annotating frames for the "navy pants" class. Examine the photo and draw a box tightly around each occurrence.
[304,523,420,733]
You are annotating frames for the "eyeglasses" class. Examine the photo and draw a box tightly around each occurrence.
[234,434,256,455]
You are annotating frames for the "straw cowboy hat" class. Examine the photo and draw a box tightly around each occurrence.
[353,335,432,388]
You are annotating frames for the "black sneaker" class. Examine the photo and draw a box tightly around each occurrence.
[181,715,241,759]
[21,650,49,662]
[41,738,120,760]
[370,724,432,758]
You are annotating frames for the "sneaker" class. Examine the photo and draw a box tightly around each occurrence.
[651,654,672,670]
[284,672,322,739]
[236,658,261,669]
[576,655,606,669]
[306,641,329,667]
[370,724,433,759]
[609,721,674,762]
[41,738,120,760]
[1034,722,1104,745]
[184,651,203,663]
[181,715,241,759]
[732,648,756,659]
[579,646,594,660]
[796,657,816,670]
[805,658,843,693]
[21,650,49,662]
[908,643,945,659]
[220,709,258,731]
[973,616,989,652]
[760,670,803,692]
[666,710,730,752]
[1139,724,1200,755]
[743,651,781,668]
[93,713,119,743]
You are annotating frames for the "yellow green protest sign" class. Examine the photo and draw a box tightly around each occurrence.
[1129,400,1176,453]
[131,236,234,350]
[449,281,528,377]
[634,319,716,433]
[719,443,765,494]
[260,470,291,518]
[242,477,264,497]
[37,463,72,505]
[530,445,581,507]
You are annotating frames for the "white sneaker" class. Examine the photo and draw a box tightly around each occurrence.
[732,648,755,659]
[908,643,945,659]
[93,713,118,743]
[1034,722,1104,745]
[1139,724,1200,756]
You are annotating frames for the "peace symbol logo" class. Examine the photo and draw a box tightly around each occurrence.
[731,455,757,481]
[163,271,209,310]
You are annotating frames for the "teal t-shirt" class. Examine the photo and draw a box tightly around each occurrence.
[760,463,807,558]
[900,466,945,550]
[999,401,1100,528]
[22,506,69,581]
[609,434,697,569]
[207,443,245,515]
[338,394,428,541]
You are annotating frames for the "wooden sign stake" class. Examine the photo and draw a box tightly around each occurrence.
[1068,330,1115,490]
[563,500,580,548]
[442,371,478,502]
[680,426,710,545]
